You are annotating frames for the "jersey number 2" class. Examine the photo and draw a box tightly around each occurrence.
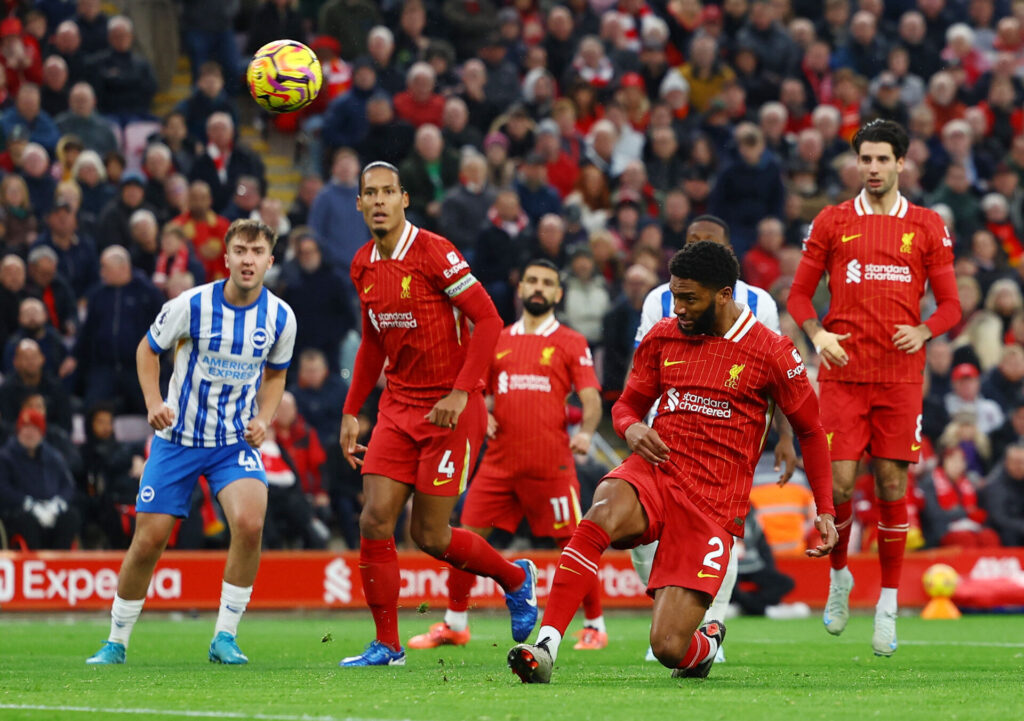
[702,537,725,571]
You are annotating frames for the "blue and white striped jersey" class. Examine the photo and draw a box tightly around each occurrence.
[634,279,780,347]
[146,281,297,448]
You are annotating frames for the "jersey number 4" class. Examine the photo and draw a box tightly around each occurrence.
[238,450,264,473]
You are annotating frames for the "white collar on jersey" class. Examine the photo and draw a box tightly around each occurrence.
[854,189,908,218]
[510,313,560,336]
[723,304,756,343]
[370,221,419,262]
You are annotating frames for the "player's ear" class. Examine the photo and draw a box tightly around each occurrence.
[554,286,564,304]
[402,190,410,209]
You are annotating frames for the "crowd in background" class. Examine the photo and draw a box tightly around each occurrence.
[1,0,1023,557]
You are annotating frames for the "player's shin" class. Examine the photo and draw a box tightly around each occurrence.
[445,567,475,631]
[441,528,525,591]
[360,536,402,651]
[877,497,909,604]
[829,500,853,571]
[676,627,716,670]
[108,594,145,647]
[215,581,253,638]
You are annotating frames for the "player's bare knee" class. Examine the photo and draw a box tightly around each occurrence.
[231,514,264,546]
[649,633,687,668]
[358,506,395,539]
[409,524,448,557]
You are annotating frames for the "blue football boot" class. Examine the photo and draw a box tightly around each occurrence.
[209,631,249,664]
[86,641,126,665]
[339,640,406,667]
[505,559,539,643]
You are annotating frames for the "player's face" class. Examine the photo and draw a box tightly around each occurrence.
[670,276,728,336]
[225,236,273,292]
[519,265,562,316]
[857,140,904,197]
[357,168,409,239]
[686,220,728,246]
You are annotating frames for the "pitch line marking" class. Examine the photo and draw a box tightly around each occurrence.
[0,705,420,721]
[742,639,1024,648]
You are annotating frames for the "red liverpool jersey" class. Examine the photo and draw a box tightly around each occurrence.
[628,307,814,535]
[801,190,955,383]
[349,221,484,406]
[481,315,600,479]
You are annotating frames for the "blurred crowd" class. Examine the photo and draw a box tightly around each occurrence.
[2,0,1024,553]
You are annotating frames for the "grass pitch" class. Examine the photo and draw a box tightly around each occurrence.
[1,610,1021,721]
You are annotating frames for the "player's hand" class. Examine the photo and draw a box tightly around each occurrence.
[569,431,592,455]
[811,329,851,369]
[774,436,797,486]
[805,513,838,557]
[486,412,498,439]
[339,413,366,469]
[625,422,670,464]
[245,418,267,447]
[146,401,176,431]
[426,389,468,429]
[892,324,931,354]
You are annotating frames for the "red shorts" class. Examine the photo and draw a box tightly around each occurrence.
[460,467,582,540]
[362,390,487,497]
[607,454,733,598]
[819,381,923,463]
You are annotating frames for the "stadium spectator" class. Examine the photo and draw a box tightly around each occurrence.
[440,96,482,153]
[365,25,404,96]
[48,19,85,84]
[127,209,160,276]
[286,175,323,230]
[982,443,1024,546]
[474,190,532,324]
[69,245,163,412]
[1,297,67,376]
[170,180,229,283]
[151,223,205,294]
[24,245,76,337]
[271,391,328,509]
[601,263,656,396]
[220,175,263,223]
[71,149,114,231]
[946,362,1005,437]
[20,142,56,221]
[515,152,562,227]
[1,174,39,255]
[919,445,1001,549]
[40,56,69,116]
[0,17,43,98]
[392,61,444,129]
[0,338,72,433]
[439,152,496,256]
[97,170,156,252]
[289,348,347,449]
[179,0,239,87]
[565,163,612,236]
[190,112,266,214]
[259,424,330,550]
[398,123,459,229]
[483,130,515,190]
[356,92,414,168]
[34,199,99,299]
[140,144,175,222]
[308,148,368,274]
[79,403,145,549]
[176,62,237,144]
[319,58,378,169]
[457,59,498,135]
[86,15,157,123]
[0,406,80,549]
[74,0,109,56]
[149,111,200,178]
[319,0,381,61]
[2,83,59,155]
[246,0,305,59]
[561,246,611,348]
[742,217,784,290]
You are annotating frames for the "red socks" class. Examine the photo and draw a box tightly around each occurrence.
[359,536,400,651]
[677,628,714,670]
[540,520,610,635]
[830,500,853,571]
[877,497,909,588]
[557,536,603,621]
[446,567,475,612]
[441,528,525,592]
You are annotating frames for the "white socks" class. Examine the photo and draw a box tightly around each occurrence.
[584,615,606,633]
[537,625,562,661]
[109,594,145,647]
[444,609,469,632]
[877,587,898,614]
[214,581,253,637]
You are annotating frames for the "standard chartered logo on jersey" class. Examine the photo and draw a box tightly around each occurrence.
[323,558,353,603]
[496,370,551,394]
[662,387,732,418]
[846,259,862,284]
[846,258,911,284]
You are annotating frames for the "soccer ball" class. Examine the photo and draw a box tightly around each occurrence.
[922,563,959,598]
[246,40,323,113]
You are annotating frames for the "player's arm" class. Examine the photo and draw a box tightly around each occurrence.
[892,262,961,354]
[341,310,387,468]
[245,367,287,447]
[136,337,174,430]
[569,386,602,454]
[772,412,797,485]
[612,382,669,464]
[427,279,503,429]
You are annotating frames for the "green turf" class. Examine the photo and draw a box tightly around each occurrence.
[1,610,1021,721]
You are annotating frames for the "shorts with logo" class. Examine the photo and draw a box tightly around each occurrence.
[137,436,268,517]
[819,381,923,463]
[607,454,733,599]
[460,468,582,540]
[363,390,486,497]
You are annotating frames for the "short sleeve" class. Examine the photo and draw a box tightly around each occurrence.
[427,238,478,299]
[755,289,781,334]
[636,285,669,347]
[765,336,814,416]
[627,327,661,396]
[800,206,833,271]
[567,332,601,393]
[923,211,955,271]
[146,294,191,352]
[267,304,297,370]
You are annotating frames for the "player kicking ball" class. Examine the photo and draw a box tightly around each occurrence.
[87,220,296,665]
[508,241,837,683]
[788,120,960,656]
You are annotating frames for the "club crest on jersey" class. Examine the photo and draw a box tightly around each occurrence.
[540,346,556,365]
[250,327,270,350]
[724,363,745,388]
[900,232,914,254]
[401,275,412,299]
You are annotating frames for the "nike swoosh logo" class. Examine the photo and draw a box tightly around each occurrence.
[883,538,903,542]
[553,521,569,530]
[664,359,686,367]
[432,477,454,486]
[911,443,921,451]
[496,350,512,359]
[558,564,582,576]
[697,570,720,578]
[226,605,241,614]
[363,284,374,293]
[841,234,861,243]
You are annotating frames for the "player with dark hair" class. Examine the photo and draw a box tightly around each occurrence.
[508,241,838,683]
[408,258,607,651]
[339,162,538,667]
[787,119,961,656]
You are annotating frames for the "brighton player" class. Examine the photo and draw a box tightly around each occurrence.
[630,215,794,663]
[508,241,837,683]
[787,120,960,656]
[87,219,296,665]
[339,162,537,667]
[408,259,607,652]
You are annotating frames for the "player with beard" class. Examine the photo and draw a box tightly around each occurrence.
[408,259,608,651]
[507,241,838,684]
